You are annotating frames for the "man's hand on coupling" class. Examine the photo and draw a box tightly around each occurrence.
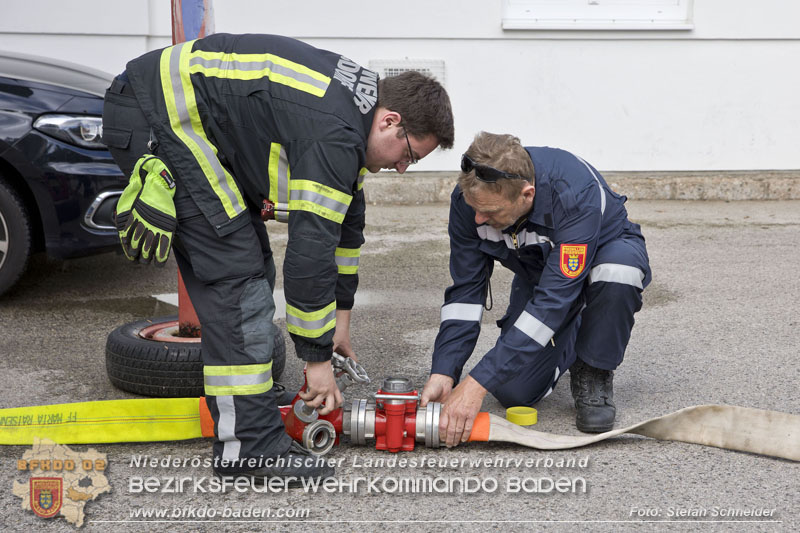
[300,360,343,415]
[435,375,487,448]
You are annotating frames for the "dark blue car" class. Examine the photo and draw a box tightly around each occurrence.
[0,51,127,295]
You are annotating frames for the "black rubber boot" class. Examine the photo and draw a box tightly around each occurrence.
[213,441,335,488]
[570,359,616,433]
[272,382,298,406]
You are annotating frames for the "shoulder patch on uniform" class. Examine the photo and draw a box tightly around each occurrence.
[560,243,587,278]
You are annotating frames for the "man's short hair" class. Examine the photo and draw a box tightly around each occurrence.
[377,71,454,149]
[458,132,535,200]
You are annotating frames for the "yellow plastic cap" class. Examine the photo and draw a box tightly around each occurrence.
[506,406,538,426]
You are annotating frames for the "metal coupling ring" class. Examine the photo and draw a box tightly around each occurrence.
[302,419,337,456]
[292,399,319,424]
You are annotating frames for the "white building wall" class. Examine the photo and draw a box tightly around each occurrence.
[1,0,798,172]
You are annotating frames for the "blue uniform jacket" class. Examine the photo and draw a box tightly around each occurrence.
[431,146,647,393]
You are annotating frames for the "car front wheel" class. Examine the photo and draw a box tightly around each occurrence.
[0,178,32,296]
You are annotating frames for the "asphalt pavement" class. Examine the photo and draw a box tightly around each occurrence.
[0,199,798,532]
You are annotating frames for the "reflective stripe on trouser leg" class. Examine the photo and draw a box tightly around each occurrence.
[172,205,293,464]
[491,275,581,407]
[207,278,280,462]
[492,313,581,408]
[216,396,240,460]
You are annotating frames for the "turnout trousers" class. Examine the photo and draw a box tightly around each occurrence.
[492,226,651,408]
[103,75,293,468]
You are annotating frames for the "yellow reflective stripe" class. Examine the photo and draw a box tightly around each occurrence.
[188,50,330,97]
[288,179,352,224]
[268,143,280,205]
[286,301,337,338]
[160,42,246,219]
[204,382,273,396]
[204,363,272,376]
[203,363,273,396]
[335,247,360,274]
[268,142,291,222]
[335,247,360,258]
[292,179,352,205]
[357,167,368,191]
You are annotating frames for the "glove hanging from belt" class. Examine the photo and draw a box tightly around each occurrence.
[114,155,177,266]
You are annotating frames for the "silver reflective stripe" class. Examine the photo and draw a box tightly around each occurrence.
[477,225,503,242]
[216,395,241,461]
[188,56,330,93]
[335,256,359,267]
[357,168,367,190]
[276,148,289,222]
[440,303,484,323]
[544,366,562,399]
[289,188,350,217]
[205,371,272,388]
[169,43,244,217]
[576,155,606,216]
[286,307,337,331]
[271,144,290,223]
[513,311,554,347]
[477,225,552,250]
[589,263,645,289]
[515,228,553,248]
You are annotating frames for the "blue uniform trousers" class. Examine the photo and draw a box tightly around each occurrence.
[492,227,649,407]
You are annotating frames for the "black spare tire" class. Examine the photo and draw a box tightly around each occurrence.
[106,316,286,397]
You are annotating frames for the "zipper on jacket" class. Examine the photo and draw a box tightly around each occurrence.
[510,218,527,255]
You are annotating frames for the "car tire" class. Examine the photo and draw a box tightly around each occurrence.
[0,178,32,296]
[106,316,287,397]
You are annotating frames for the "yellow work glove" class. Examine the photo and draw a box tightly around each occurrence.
[114,155,177,266]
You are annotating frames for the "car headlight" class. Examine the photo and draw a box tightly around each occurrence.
[33,114,105,149]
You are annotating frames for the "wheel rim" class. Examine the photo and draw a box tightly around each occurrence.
[138,321,201,343]
[0,208,9,271]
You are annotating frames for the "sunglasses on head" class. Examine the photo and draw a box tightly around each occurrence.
[460,154,526,183]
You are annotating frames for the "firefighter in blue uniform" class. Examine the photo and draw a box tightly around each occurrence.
[421,132,650,446]
[103,34,454,481]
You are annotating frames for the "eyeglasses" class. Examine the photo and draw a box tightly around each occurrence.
[460,154,526,183]
[400,129,419,166]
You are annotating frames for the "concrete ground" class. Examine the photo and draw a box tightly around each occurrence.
[0,200,798,532]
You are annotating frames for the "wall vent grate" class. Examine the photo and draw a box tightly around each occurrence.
[368,59,445,85]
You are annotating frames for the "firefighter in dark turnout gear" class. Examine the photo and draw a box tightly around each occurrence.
[421,132,650,446]
[103,34,454,481]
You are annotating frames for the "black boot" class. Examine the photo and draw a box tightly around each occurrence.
[569,359,616,433]
[213,441,335,487]
[272,382,298,406]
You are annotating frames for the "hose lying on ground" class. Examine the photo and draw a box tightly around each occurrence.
[1,400,797,461]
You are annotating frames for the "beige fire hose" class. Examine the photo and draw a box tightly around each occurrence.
[467,405,800,461]
[2,398,797,461]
